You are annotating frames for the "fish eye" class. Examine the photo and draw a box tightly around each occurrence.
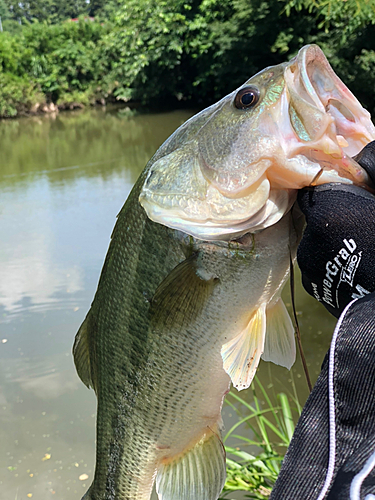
[234,86,260,110]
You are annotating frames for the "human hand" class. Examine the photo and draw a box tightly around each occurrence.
[297,141,375,318]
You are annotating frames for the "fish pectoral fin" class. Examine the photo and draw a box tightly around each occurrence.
[151,254,218,328]
[156,424,226,500]
[261,298,296,370]
[221,306,266,391]
[73,312,97,392]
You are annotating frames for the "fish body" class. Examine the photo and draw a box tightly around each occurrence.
[76,174,302,500]
[74,45,375,500]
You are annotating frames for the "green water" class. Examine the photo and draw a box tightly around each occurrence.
[0,107,337,500]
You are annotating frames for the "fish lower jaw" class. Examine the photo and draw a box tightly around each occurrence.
[267,152,361,190]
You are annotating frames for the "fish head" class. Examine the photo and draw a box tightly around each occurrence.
[139,45,375,240]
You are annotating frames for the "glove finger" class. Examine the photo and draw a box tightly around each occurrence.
[353,140,375,186]
[297,183,375,220]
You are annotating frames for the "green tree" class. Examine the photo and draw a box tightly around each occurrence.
[87,0,108,17]
[0,0,10,20]
[3,1,23,21]
[51,0,89,21]
[100,0,319,105]
[3,0,89,23]
[98,0,375,113]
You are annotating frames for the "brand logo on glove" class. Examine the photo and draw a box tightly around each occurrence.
[320,238,370,309]
[341,252,361,286]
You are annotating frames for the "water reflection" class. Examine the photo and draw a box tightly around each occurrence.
[0,107,186,185]
[0,107,337,499]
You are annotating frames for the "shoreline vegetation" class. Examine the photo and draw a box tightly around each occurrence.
[221,379,301,499]
[1,0,375,119]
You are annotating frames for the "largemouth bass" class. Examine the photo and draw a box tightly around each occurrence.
[73,45,375,500]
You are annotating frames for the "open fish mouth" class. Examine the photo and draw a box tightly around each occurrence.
[139,45,375,241]
[283,45,374,186]
[294,45,369,156]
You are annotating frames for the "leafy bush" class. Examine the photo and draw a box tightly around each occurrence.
[0,18,108,116]
[20,20,107,101]
[57,88,94,108]
[1,19,23,34]
[0,73,44,117]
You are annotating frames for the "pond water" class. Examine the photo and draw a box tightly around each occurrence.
[0,107,337,500]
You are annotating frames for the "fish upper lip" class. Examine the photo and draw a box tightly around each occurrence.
[284,45,375,187]
[294,45,356,135]
[296,47,326,112]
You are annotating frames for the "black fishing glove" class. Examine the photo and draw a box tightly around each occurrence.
[296,140,375,318]
[270,293,375,500]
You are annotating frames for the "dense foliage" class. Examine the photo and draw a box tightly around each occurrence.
[1,0,375,117]
[2,0,106,23]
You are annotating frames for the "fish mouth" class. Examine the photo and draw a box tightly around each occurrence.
[285,44,375,187]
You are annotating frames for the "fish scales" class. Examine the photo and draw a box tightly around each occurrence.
[74,45,375,500]
[78,174,301,499]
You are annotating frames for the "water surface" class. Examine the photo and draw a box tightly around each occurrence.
[0,107,337,499]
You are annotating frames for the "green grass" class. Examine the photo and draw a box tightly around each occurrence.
[220,378,301,499]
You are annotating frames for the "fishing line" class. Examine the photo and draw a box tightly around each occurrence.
[289,253,313,393]
[316,299,357,500]
[1,156,127,180]
[310,167,324,187]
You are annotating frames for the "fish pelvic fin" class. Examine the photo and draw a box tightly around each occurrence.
[156,424,226,500]
[151,254,219,329]
[261,298,296,370]
[73,312,97,392]
[221,305,266,391]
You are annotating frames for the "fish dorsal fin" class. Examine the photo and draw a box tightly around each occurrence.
[73,312,97,392]
[261,298,296,370]
[151,255,218,329]
[221,306,266,391]
[156,424,226,500]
